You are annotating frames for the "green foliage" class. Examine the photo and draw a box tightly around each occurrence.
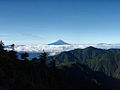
[87,53,120,78]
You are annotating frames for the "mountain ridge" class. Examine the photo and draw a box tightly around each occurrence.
[51,47,120,79]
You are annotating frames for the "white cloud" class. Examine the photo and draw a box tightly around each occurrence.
[5,44,120,60]
[21,33,46,39]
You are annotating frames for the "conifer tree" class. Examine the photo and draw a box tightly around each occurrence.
[21,52,29,60]
[50,57,56,71]
[0,40,4,51]
[40,50,47,66]
[11,44,15,51]
[32,57,38,63]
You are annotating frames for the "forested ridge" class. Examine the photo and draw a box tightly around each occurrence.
[52,46,120,79]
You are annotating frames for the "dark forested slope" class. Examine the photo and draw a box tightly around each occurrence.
[1,41,120,90]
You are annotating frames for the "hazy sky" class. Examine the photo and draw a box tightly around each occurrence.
[0,0,120,45]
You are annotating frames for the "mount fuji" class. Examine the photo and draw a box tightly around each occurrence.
[48,40,70,45]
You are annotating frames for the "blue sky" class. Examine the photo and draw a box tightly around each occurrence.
[0,0,120,45]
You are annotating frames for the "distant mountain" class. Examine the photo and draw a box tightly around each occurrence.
[96,43,120,49]
[51,47,120,79]
[51,46,106,64]
[48,40,71,45]
[97,43,112,46]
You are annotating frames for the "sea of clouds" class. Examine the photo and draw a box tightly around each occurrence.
[5,44,120,59]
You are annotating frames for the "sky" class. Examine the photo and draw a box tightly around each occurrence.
[0,0,120,45]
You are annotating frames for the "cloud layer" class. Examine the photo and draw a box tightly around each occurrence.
[5,44,120,59]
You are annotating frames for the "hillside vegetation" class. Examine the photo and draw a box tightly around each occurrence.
[0,41,120,90]
[52,46,120,79]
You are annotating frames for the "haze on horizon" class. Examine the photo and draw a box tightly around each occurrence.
[0,0,120,45]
